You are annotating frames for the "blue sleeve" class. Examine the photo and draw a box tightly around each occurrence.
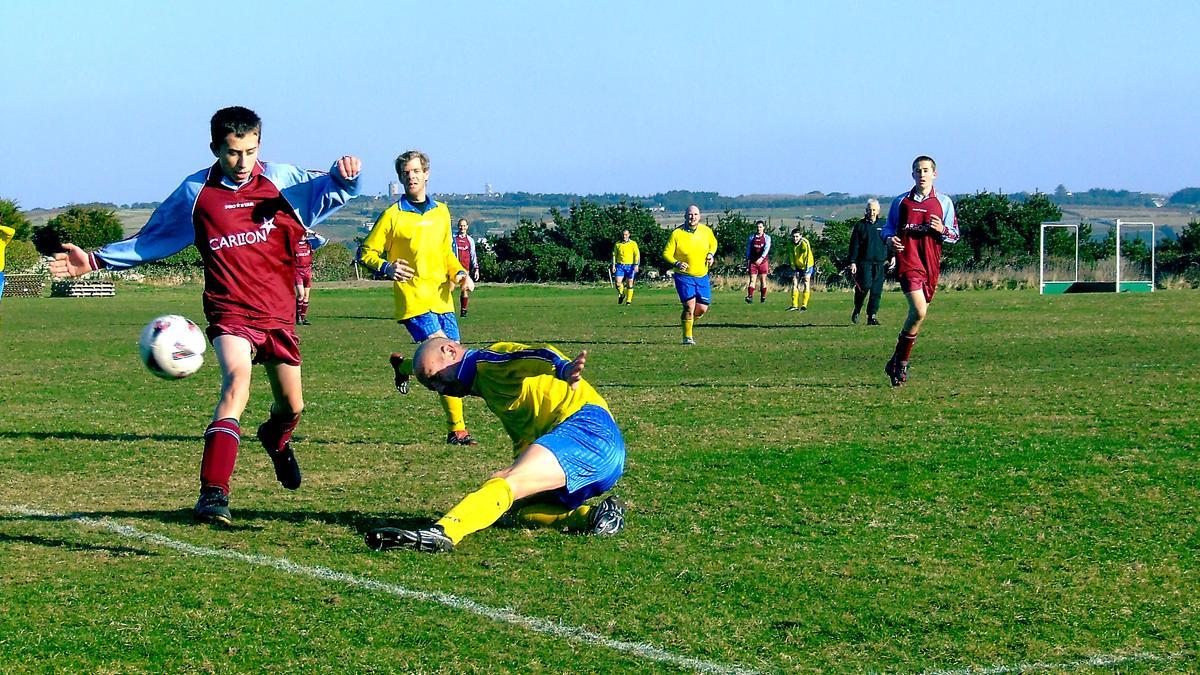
[882,195,902,241]
[308,233,329,250]
[95,171,203,269]
[762,234,771,257]
[940,195,960,244]
[469,237,478,269]
[745,235,753,260]
[265,161,360,228]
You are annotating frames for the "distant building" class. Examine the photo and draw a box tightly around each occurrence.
[388,181,401,197]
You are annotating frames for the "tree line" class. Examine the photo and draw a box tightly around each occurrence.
[4,194,1198,287]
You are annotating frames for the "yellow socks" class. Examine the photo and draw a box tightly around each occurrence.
[440,395,466,432]
[512,502,592,531]
[682,318,694,339]
[791,290,799,308]
[436,477,514,544]
[802,290,811,308]
[624,288,634,304]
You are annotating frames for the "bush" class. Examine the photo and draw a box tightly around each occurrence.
[139,246,203,283]
[33,206,124,254]
[0,198,32,241]
[3,240,41,272]
[313,242,356,282]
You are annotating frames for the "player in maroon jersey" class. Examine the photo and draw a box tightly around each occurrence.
[744,220,772,303]
[50,106,361,524]
[293,229,327,325]
[881,156,959,386]
[453,218,480,317]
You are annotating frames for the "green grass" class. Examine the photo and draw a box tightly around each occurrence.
[1,283,1197,673]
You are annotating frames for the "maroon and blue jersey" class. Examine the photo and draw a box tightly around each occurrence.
[745,232,772,261]
[882,188,959,282]
[90,161,357,329]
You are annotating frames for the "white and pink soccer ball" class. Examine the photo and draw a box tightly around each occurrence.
[138,314,206,379]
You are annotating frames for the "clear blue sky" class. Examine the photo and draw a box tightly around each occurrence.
[2,0,1197,209]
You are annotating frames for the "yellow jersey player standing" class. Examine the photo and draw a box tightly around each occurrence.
[366,338,626,552]
[358,150,479,445]
[787,228,815,311]
[610,229,640,305]
[662,205,718,344]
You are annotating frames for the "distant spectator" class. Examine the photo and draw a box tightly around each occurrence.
[847,199,894,325]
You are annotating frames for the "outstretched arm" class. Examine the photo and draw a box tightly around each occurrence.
[49,243,94,278]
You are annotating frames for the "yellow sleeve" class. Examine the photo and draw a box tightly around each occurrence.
[706,226,718,255]
[476,342,572,383]
[632,242,640,265]
[0,225,14,244]
[662,231,679,266]
[611,244,618,266]
[359,210,392,272]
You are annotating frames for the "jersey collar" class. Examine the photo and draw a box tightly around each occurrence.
[455,349,480,390]
[398,195,439,214]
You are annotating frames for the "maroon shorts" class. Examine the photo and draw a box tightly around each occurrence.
[899,270,936,303]
[206,323,302,366]
[748,260,770,275]
[294,266,313,288]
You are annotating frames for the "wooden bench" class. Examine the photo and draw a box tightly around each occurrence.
[2,273,46,298]
[51,279,116,298]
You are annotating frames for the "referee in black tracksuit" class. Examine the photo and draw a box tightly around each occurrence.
[847,199,894,325]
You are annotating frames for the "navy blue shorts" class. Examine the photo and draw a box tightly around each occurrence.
[401,311,461,342]
[537,404,626,509]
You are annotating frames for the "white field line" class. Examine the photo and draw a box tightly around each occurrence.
[921,649,1190,674]
[1,505,760,675]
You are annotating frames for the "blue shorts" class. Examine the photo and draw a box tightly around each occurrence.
[400,311,460,343]
[0,271,5,299]
[536,404,626,509]
[673,272,711,306]
[792,266,814,279]
[614,264,637,281]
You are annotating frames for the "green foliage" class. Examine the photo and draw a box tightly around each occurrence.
[312,242,356,282]
[3,240,40,272]
[0,198,33,241]
[952,191,1063,269]
[814,217,855,269]
[713,210,756,259]
[549,200,662,265]
[138,246,203,281]
[33,206,124,253]
[1167,187,1200,206]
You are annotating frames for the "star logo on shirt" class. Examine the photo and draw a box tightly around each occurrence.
[259,218,276,236]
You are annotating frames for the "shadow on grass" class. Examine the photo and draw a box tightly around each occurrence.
[2,507,433,536]
[0,430,196,443]
[630,322,855,330]
[600,381,877,389]
[0,531,157,556]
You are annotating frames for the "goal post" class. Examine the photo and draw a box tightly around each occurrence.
[1039,222,1080,294]
[1115,220,1155,293]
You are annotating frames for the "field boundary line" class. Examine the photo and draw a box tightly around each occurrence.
[921,648,1189,674]
[2,504,761,675]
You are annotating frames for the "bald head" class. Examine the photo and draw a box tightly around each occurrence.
[413,337,470,396]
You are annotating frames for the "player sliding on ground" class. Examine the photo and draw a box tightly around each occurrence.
[49,106,360,525]
[366,338,626,552]
[882,155,959,386]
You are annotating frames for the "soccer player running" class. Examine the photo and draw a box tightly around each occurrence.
[882,155,959,386]
[610,228,640,305]
[663,205,718,344]
[452,218,479,317]
[787,227,815,311]
[49,106,361,525]
[848,199,895,325]
[293,228,328,325]
[0,222,14,305]
[744,220,772,304]
[358,150,479,446]
[366,338,626,552]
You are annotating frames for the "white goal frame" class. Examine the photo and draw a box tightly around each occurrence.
[1115,220,1156,292]
[1039,222,1079,294]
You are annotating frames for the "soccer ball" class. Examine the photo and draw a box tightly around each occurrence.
[138,315,207,379]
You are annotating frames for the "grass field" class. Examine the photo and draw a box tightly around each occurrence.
[0,283,1197,673]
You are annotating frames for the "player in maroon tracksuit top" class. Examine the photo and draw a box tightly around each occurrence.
[881,155,959,387]
[51,106,361,525]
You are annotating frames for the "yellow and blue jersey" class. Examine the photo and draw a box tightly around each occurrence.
[359,197,466,320]
[662,224,718,277]
[458,341,609,453]
[0,224,14,271]
[790,237,814,269]
[612,240,640,266]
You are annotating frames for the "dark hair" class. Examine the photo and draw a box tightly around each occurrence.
[210,106,262,148]
[755,220,766,226]
[912,155,936,171]
[791,227,802,235]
